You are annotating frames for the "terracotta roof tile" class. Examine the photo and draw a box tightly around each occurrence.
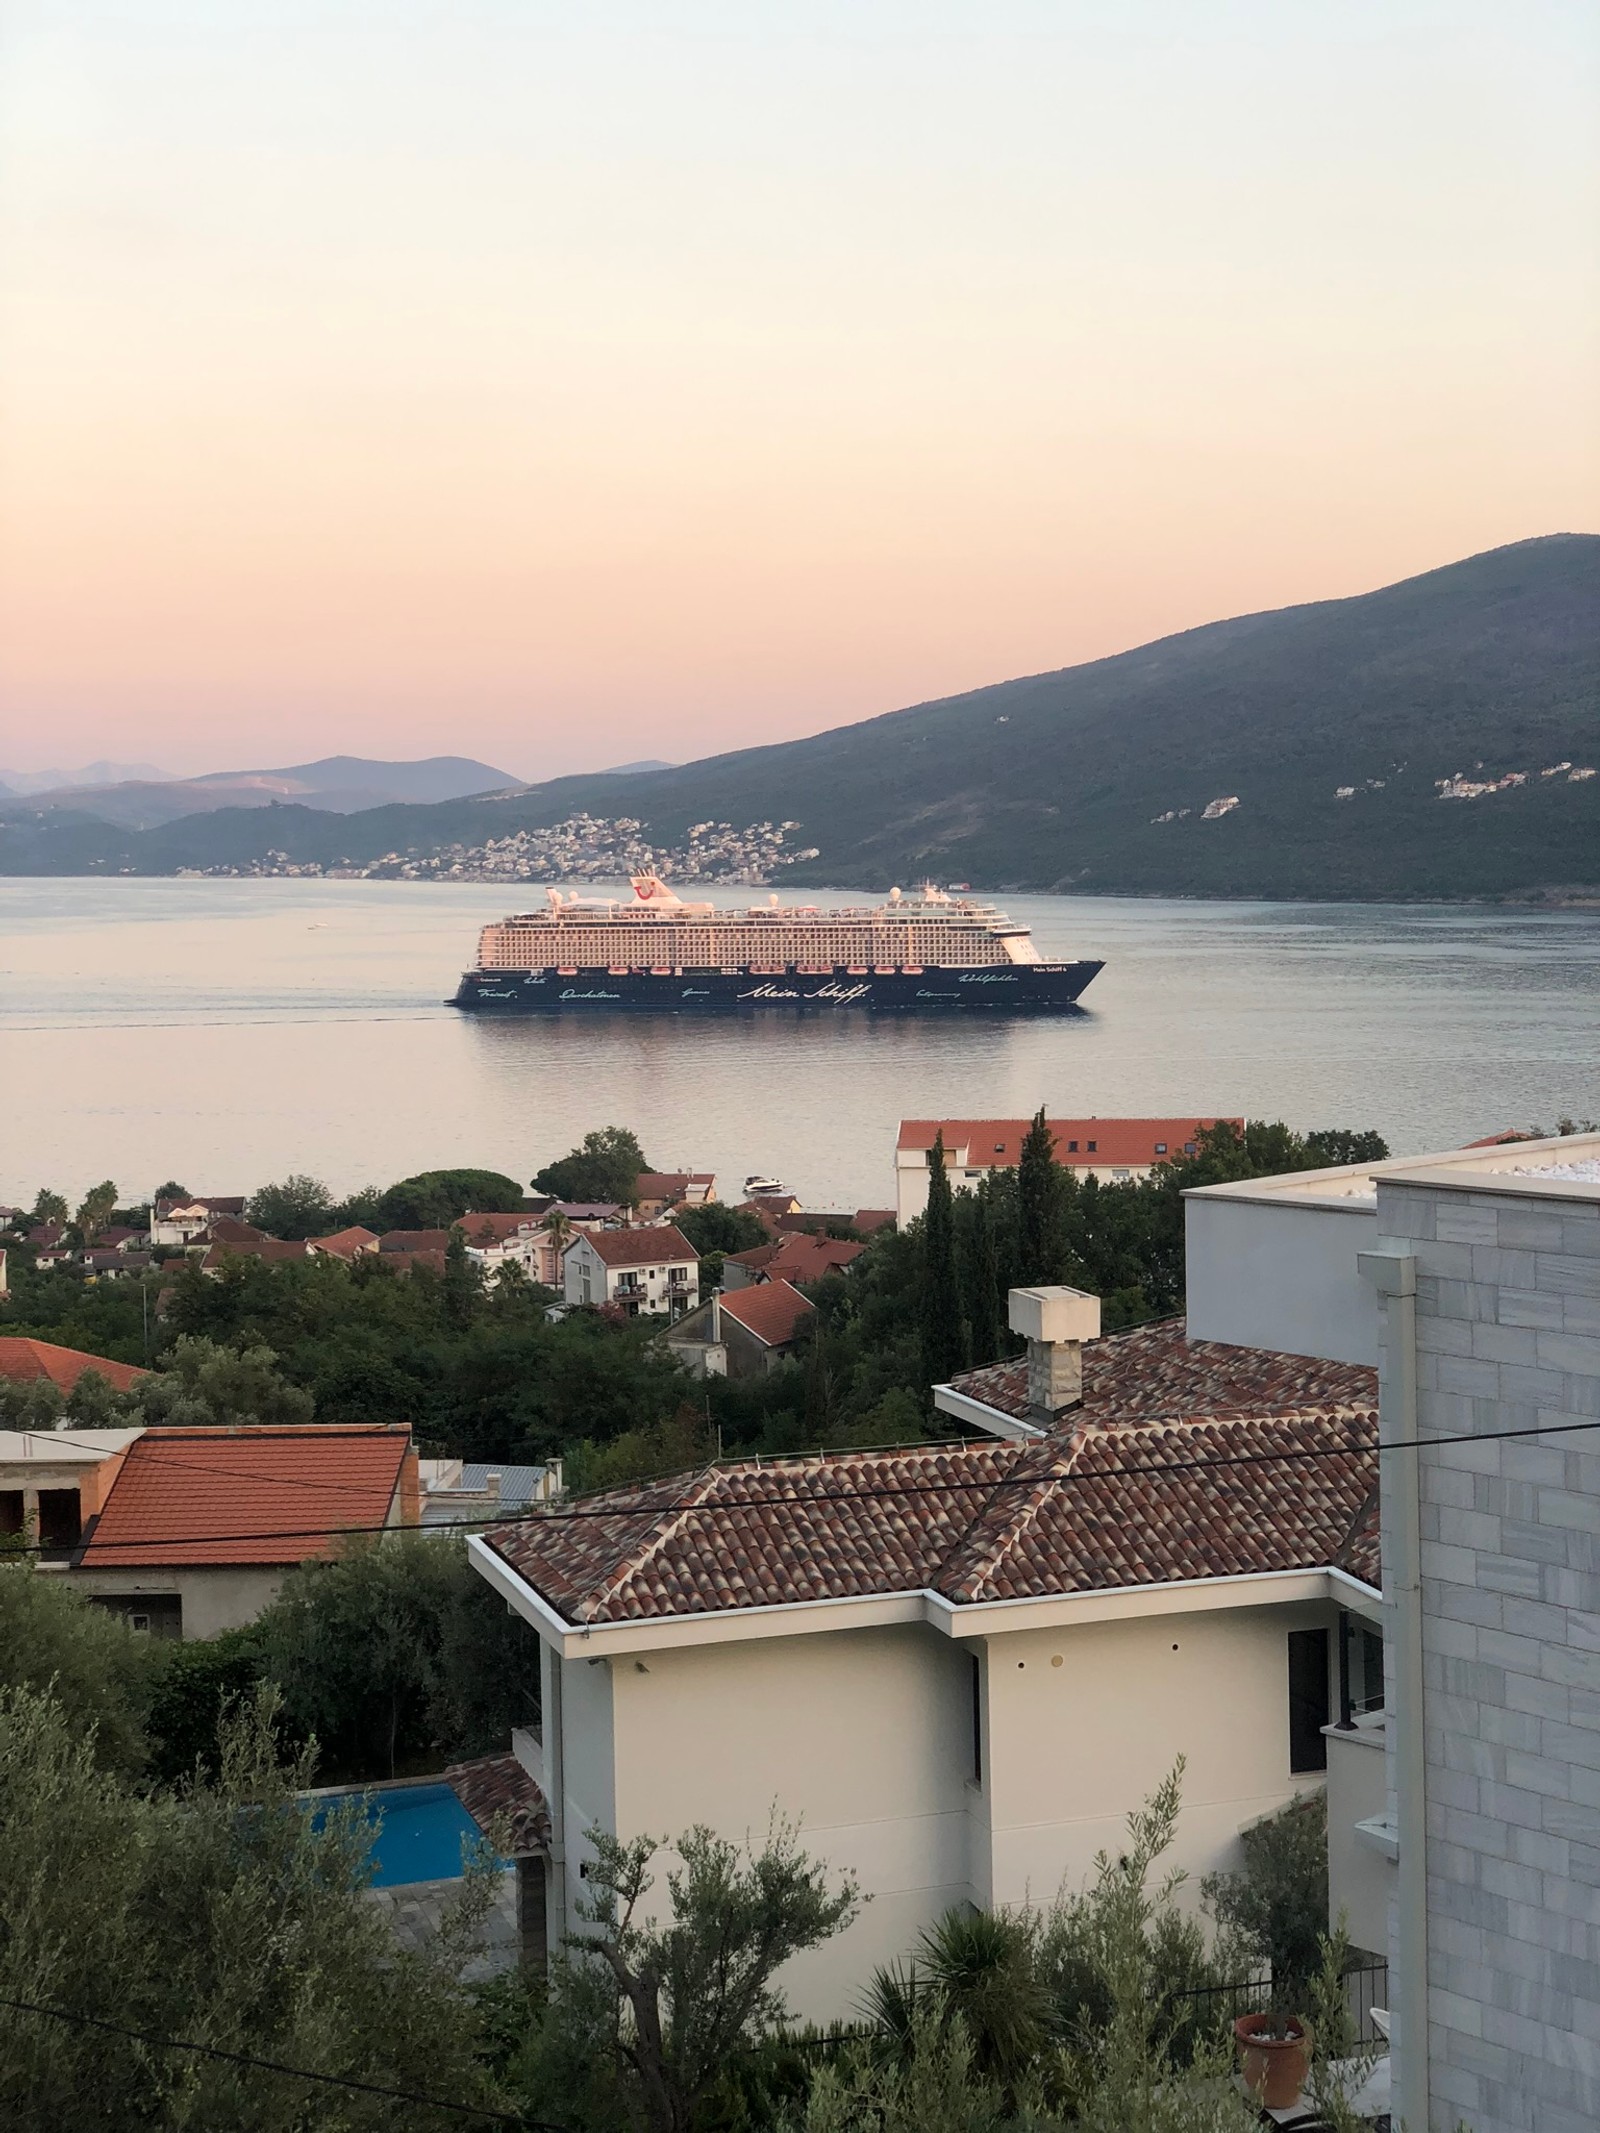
[309,1225,380,1258]
[444,1753,550,1856]
[578,1224,697,1269]
[0,1337,147,1395]
[484,1321,1379,1625]
[78,1425,413,1566]
[716,1280,816,1347]
[897,1118,1238,1169]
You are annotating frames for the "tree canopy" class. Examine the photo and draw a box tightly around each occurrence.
[532,1127,650,1207]
[377,1168,526,1228]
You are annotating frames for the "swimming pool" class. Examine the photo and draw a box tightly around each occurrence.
[311,1782,496,1888]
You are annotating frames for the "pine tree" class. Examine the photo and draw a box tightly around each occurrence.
[921,1133,968,1383]
[1017,1107,1062,1286]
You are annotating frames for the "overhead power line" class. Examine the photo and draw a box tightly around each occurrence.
[9,1408,1599,1564]
[0,1991,555,2128]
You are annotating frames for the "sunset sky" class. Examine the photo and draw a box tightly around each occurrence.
[1,1,1595,783]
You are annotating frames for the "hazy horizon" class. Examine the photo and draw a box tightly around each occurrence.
[2,1,1596,780]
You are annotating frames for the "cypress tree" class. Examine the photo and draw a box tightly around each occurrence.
[921,1133,968,1384]
[960,1177,1005,1366]
[1017,1106,1061,1286]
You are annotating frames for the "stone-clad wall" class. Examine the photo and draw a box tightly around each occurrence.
[1377,1174,1600,2133]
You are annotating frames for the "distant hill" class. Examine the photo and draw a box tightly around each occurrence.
[2,538,1595,898]
[0,754,520,831]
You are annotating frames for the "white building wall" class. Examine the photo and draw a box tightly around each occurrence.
[981,1605,1337,1911]
[532,1599,1342,2024]
[597,1624,978,2022]
[1184,1191,1379,1364]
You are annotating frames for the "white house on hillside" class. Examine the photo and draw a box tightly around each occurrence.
[470,1289,1380,2017]
[562,1225,698,1318]
[1186,1129,1600,2133]
[894,1118,1236,1225]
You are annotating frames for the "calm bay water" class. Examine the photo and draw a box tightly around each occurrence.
[1,880,1595,1210]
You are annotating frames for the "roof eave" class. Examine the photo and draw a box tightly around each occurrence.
[932,1380,1045,1441]
[470,1536,1381,1658]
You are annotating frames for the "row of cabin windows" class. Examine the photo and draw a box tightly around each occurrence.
[964,1625,1380,1789]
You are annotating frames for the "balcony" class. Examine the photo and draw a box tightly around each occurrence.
[1324,1712,1392,1959]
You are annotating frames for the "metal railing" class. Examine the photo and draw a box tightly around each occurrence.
[1163,1960,1389,2047]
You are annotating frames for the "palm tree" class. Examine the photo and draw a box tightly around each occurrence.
[542,1209,573,1286]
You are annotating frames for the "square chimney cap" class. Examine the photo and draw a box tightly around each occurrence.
[1008,1286,1101,1345]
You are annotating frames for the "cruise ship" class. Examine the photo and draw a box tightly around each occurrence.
[450,877,1102,1015]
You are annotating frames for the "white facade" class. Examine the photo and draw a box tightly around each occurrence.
[474,1540,1359,2026]
[561,1234,696,1316]
[149,1201,219,1246]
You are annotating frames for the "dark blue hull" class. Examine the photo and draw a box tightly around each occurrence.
[451,963,1103,1014]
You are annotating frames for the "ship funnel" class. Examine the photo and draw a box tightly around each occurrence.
[630,873,682,906]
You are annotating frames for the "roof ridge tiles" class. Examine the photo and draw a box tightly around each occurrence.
[573,1464,728,1623]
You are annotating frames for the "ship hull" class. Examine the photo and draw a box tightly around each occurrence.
[451,963,1103,1014]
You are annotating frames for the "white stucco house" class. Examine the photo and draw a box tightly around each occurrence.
[470,1288,1380,2019]
[562,1225,698,1318]
[1186,1129,1600,2133]
[894,1117,1237,1225]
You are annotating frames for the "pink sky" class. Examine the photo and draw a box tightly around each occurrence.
[1,2,1596,783]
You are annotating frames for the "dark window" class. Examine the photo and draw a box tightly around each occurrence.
[1087,1140,1098,1153]
[0,1490,23,1537]
[969,1653,983,1784]
[36,1489,82,1550]
[1288,1629,1330,1772]
[1184,1141,1196,1154]
[1155,1142,1167,1155]
[1067,1139,1079,1152]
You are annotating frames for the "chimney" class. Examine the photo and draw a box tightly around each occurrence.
[1007,1286,1101,1421]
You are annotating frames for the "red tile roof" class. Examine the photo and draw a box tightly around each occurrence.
[897,1118,1240,1169]
[379,1229,453,1253]
[578,1224,697,1269]
[726,1235,865,1284]
[445,1753,551,1856]
[199,1239,311,1271]
[717,1280,815,1348]
[484,1321,1378,1625]
[0,1337,147,1395]
[78,1425,414,1566]
[454,1212,539,1244]
[309,1225,380,1259]
[635,1172,715,1198]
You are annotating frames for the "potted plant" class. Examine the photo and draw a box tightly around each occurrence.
[1203,1793,1327,2110]
[1232,2007,1311,2109]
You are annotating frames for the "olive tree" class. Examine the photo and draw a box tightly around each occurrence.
[516,1822,859,2133]
[0,1684,503,2131]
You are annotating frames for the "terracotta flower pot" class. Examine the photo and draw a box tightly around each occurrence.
[1233,2012,1311,2109]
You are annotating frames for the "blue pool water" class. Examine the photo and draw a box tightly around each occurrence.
[312,1782,493,1888]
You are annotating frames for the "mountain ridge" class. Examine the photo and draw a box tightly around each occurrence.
[2,536,1595,898]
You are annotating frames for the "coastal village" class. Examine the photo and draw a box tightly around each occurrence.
[5,1111,1597,2130]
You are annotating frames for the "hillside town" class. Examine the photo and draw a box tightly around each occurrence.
[6,1111,1598,2129]
[177,813,824,884]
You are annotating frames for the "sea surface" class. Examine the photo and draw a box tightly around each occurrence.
[1,880,1595,1211]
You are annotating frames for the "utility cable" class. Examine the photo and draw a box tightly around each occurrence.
[9,1406,1599,1563]
[0,1991,557,2127]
